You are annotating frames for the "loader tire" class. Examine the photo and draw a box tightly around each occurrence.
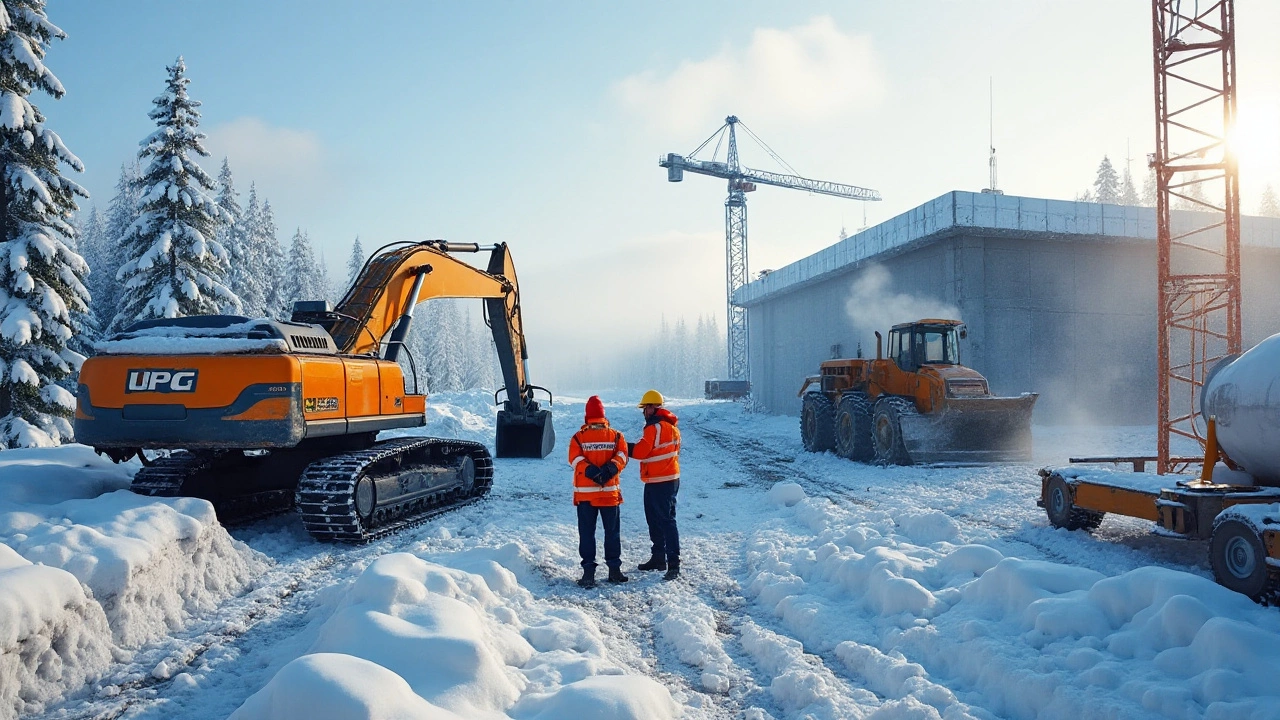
[835,393,874,462]
[872,396,915,465]
[1210,519,1273,600]
[1044,475,1104,531]
[800,393,836,453]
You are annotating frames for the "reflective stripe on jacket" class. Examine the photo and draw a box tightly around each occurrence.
[568,422,628,506]
[630,408,680,483]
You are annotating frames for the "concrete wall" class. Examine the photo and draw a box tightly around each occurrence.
[747,233,1280,424]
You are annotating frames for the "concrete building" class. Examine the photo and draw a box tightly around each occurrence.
[734,191,1280,423]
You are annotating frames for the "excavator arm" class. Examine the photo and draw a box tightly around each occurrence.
[314,240,553,458]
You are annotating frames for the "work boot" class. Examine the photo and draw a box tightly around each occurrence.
[638,555,666,572]
[577,568,596,588]
[607,567,629,584]
[662,561,680,582]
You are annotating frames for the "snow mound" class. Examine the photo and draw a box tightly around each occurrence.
[0,446,267,646]
[743,474,1280,719]
[655,597,733,693]
[518,675,680,720]
[766,481,806,507]
[229,653,466,720]
[0,544,113,720]
[234,550,679,719]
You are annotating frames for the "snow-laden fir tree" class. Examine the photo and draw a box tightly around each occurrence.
[236,183,265,316]
[113,57,238,328]
[316,250,336,304]
[345,236,363,291]
[1119,166,1139,206]
[1258,184,1279,218]
[258,199,288,318]
[281,227,324,311]
[1093,156,1120,204]
[215,157,257,315]
[93,161,141,324]
[0,0,90,448]
[68,206,104,359]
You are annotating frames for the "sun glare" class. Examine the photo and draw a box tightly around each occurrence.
[1228,98,1280,186]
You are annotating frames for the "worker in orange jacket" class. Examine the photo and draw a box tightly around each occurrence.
[567,396,629,588]
[628,389,682,581]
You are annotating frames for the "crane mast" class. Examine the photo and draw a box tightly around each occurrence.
[661,116,880,387]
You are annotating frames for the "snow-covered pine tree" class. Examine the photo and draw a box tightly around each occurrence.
[1093,156,1120,204]
[1120,166,1139,206]
[67,206,104,361]
[345,236,363,291]
[1258,184,1279,218]
[94,161,142,324]
[113,57,239,329]
[282,227,322,310]
[236,183,263,316]
[258,199,288,318]
[0,0,91,448]
[215,157,258,315]
[316,250,336,304]
[460,306,495,390]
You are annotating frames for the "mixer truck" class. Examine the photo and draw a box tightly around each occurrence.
[1037,333,1280,600]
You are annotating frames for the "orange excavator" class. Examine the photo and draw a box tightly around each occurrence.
[74,241,553,541]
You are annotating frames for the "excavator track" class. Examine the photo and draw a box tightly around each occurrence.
[130,452,297,525]
[295,437,493,543]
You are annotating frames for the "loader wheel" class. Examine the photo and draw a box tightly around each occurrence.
[1044,475,1104,531]
[800,393,836,453]
[872,397,914,465]
[835,393,874,462]
[1210,520,1271,599]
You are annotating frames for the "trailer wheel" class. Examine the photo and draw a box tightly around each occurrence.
[835,393,874,462]
[800,393,836,453]
[1210,520,1270,599]
[1044,475,1104,531]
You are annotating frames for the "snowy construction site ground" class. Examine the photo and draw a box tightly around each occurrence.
[4,392,1280,720]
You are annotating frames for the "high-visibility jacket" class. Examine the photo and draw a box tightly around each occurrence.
[630,408,680,483]
[568,421,628,506]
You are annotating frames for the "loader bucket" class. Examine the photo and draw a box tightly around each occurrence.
[495,408,556,458]
[899,394,1038,464]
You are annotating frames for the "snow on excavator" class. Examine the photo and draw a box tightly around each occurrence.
[798,319,1037,465]
[74,241,554,541]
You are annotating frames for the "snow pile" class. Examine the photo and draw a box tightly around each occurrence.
[654,598,733,693]
[94,317,288,355]
[386,389,498,446]
[744,492,1280,719]
[766,481,806,507]
[0,445,267,647]
[0,544,113,720]
[232,549,678,720]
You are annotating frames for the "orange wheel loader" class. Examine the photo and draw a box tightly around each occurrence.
[797,319,1037,465]
[75,241,554,541]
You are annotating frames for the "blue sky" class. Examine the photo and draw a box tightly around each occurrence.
[40,2,1280,383]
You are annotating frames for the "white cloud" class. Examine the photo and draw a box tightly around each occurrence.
[613,16,884,135]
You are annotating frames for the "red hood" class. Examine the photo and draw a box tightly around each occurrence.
[654,408,678,425]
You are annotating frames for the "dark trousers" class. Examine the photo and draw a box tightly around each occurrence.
[577,502,621,571]
[643,479,680,563]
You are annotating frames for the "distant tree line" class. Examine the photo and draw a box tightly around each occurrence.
[1076,154,1279,217]
[556,315,725,399]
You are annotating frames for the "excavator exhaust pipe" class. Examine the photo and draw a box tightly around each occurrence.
[495,408,555,458]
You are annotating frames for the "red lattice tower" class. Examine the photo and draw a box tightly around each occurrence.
[1150,0,1242,474]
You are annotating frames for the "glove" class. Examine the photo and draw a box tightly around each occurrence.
[600,461,619,481]
[626,442,636,455]
[584,464,602,481]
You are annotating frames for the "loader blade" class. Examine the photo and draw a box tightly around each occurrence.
[495,409,556,458]
[899,394,1038,464]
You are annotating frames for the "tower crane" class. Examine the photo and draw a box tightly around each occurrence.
[660,115,880,388]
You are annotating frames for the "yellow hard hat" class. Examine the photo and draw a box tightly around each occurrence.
[638,389,665,407]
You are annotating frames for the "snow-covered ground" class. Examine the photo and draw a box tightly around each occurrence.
[3,392,1279,720]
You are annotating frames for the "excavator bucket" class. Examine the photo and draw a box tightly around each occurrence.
[899,394,1038,464]
[495,409,556,458]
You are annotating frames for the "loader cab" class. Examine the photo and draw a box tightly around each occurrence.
[887,320,963,372]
